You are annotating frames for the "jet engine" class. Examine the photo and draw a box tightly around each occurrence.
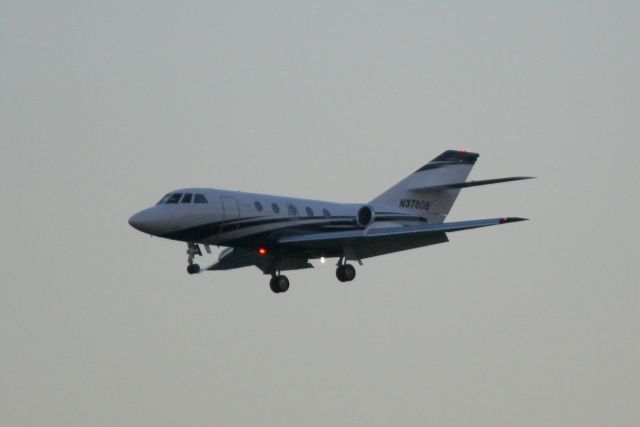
[356,205,376,227]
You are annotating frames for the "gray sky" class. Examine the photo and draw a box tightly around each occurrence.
[1,1,639,426]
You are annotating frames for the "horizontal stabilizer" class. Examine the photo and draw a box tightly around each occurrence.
[409,176,535,192]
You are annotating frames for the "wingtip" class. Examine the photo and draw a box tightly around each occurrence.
[500,217,529,224]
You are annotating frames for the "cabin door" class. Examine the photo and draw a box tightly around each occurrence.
[220,196,240,235]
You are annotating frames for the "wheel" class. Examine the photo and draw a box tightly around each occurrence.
[270,275,289,293]
[276,275,289,293]
[342,264,356,281]
[187,264,200,274]
[336,264,356,282]
[269,276,280,293]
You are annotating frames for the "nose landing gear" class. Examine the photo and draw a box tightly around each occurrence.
[186,242,202,274]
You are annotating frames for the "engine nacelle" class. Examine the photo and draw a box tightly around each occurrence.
[356,205,376,227]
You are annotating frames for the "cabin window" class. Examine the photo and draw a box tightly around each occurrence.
[166,193,182,204]
[288,205,298,216]
[322,208,331,218]
[254,201,263,212]
[272,203,280,214]
[305,207,314,217]
[194,194,208,203]
[181,193,193,203]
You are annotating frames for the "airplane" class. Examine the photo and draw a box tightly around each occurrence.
[128,150,533,293]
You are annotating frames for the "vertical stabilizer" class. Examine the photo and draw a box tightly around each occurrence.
[370,150,478,223]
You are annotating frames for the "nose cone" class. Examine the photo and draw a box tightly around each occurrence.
[128,209,157,234]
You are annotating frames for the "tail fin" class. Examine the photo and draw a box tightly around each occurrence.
[370,150,479,223]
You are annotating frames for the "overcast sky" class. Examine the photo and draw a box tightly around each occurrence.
[1,1,639,426]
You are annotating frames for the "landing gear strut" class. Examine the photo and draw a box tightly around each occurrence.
[269,275,290,293]
[186,242,202,274]
[336,257,356,282]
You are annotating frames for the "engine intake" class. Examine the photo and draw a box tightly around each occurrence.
[356,205,375,227]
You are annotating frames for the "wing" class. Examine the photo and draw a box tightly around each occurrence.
[277,217,527,260]
[206,247,261,271]
[206,247,312,274]
[205,217,527,272]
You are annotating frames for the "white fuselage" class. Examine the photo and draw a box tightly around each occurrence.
[128,188,423,248]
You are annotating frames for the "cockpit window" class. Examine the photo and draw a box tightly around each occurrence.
[181,193,193,203]
[157,194,170,205]
[194,194,208,203]
[166,193,182,204]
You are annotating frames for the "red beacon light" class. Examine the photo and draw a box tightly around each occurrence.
[258,248,268,255]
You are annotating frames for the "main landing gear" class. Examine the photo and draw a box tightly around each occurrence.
[186,242,201,274]
[336,257,356,283]
[267,256,358,294]
[269,275,290,293]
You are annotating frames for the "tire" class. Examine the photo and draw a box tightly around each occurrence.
[337,264,356,282]
[342,264,356,281]
[187,264,200,274]
[276,275,290,293]
[269,276,280,293]
[336,266,348,282]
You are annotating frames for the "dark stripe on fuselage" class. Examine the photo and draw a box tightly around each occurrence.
[161,213,423,242]
[161,215,356,242]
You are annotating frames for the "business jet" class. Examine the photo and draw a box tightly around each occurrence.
[129,150,532,293]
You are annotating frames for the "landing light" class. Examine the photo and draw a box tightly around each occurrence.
[320,257,326,264]
[258,248,268,255]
